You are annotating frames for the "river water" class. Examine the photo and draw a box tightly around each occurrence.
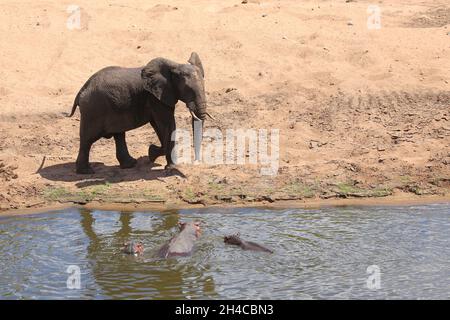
[0,204,449,299]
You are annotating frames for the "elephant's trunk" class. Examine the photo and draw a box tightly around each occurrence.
[187,101,206,121]
[195,101,207,121]
[194,101,216,121]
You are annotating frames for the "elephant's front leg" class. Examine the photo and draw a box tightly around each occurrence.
[114,132,137,169]
[163,114,176,170]
[148,144,164,163]
[148,117,165,163]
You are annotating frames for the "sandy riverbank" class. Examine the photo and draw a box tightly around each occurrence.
[0,0,449,213]
[2,193,450,217]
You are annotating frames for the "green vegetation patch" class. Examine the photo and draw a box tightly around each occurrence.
[333,183,392,198]
[281,181,317,198]
[43,182,112,203]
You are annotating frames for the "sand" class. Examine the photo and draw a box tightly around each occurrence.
[0,0,449,212]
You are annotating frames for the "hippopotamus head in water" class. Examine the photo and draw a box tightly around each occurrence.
[179,221,202,238]
[122,241,144,255]
[224,233,242,245]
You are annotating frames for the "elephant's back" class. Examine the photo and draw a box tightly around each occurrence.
[78,66,146,111]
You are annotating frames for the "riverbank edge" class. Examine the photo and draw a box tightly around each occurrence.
[1,192,449,217]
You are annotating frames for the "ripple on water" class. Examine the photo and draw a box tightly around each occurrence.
[0,204,449,299]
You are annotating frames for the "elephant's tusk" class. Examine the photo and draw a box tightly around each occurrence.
[205,112,216,121]
[189,109,202,122]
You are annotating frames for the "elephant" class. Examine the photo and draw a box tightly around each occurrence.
[69,52,211,174]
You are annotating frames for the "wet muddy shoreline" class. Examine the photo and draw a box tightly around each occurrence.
[2,193,449,217]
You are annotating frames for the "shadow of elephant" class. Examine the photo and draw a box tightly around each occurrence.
[38,156,186,185]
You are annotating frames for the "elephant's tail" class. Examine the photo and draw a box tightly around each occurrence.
[69,79,90,117]
[68,90,81,117]
[69,75,95,117]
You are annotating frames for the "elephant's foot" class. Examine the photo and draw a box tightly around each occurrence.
[76,165,94,175]
[119,157,137,169]
[148,144,163,163]
[164,163,177,171]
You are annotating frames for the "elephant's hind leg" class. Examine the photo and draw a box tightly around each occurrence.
[114,132,137,169]
[76,118,102,174]
[76,140,95,174]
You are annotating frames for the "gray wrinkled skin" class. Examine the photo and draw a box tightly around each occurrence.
[224,234,273,253]
[158,221,201,258]
[69,52,207,174]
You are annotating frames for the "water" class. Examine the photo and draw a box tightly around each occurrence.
[0,204,449,299]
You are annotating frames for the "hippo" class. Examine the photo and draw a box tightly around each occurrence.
[224,233,273,253]
[122,241,144,256]
[158,221,201,258]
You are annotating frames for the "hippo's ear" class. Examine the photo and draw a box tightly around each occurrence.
[178,222,186,230]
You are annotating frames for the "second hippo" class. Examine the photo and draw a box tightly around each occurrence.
[122,241,144,256]
[224,234,273,253]
[158,221,201,258]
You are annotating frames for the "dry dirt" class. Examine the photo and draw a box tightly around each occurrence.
[0,0,449,212]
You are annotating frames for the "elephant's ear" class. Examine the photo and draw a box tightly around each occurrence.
[188,52,204,78]
[141,58,178,107]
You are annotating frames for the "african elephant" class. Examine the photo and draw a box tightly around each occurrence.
[69,52,210,174]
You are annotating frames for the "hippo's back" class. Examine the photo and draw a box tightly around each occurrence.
[157,229,198,258]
